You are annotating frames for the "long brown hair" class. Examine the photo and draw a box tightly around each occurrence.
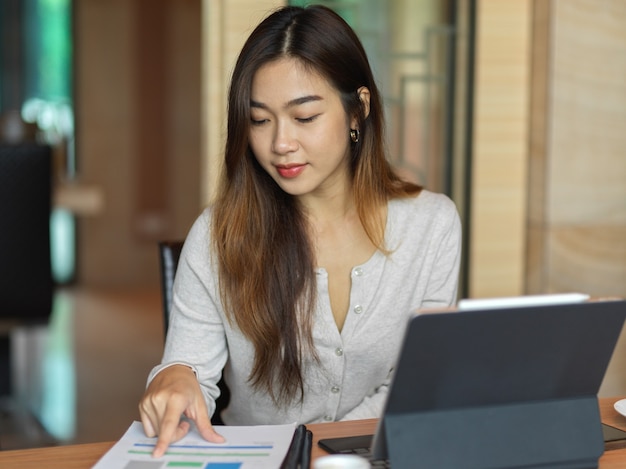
[212,5,421,405]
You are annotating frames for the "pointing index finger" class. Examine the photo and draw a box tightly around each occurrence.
[152,408,190,458]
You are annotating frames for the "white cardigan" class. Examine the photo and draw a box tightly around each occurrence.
[147,190,462,425]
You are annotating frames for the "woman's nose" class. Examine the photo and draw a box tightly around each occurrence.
[272,124,298,154]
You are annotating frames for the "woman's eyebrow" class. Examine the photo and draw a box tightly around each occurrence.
[250,95,323,109]
[250,100,267,109]
[286,95,323,107]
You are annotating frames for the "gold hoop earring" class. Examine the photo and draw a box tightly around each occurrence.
[350,129,360,143]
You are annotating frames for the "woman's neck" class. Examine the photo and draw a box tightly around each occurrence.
[298,184,356,229]
[307,205,359,240]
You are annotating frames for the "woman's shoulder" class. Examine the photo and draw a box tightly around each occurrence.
[180,206,214,258]
[187,206,213,238]
[390,189,458,218]
[386,189,460,241]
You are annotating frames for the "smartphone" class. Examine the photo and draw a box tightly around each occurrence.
[318,434,373,454]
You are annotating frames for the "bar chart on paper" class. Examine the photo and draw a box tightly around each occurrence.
[92,421,296,469]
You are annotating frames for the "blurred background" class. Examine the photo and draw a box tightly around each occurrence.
[0,0,624,452]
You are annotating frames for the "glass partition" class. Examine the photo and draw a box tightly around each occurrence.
[290,0,475,296]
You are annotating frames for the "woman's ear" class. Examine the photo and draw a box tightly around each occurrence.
[357,86,371,119]
[350,86,371,129]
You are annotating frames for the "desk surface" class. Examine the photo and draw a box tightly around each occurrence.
[1,397,625,468]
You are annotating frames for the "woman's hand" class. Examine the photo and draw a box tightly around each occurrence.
[139,364,225,457]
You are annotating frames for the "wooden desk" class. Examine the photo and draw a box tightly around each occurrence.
[1,398,625,468]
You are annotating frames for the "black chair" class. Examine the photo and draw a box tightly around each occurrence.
[0,144,54,323]
[0,144,54,398]
[157,240,230,425]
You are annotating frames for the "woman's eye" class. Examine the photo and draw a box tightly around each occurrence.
[250,118,267,126]
[296,115,318,123]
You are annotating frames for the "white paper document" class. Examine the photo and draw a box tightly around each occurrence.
[92,421,296,469]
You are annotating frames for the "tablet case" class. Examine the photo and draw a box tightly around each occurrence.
[374,299,626,468]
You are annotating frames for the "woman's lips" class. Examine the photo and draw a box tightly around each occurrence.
[276,164,306,178]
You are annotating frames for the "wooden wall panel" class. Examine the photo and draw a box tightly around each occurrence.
[528,0,626,299]
[76,0,138,286]
[76,0,201,287]
[168,2,203,235]
[133,0,170,241]
[469,0,532,298]
[470,0,626,397]
[525,0,551,294]
[201,0,285,204]
[540,0,626,397]
[76,0,281,286]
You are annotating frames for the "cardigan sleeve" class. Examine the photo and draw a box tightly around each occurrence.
[147,210,228,418]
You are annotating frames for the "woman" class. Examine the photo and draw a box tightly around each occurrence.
[140,4,461,457]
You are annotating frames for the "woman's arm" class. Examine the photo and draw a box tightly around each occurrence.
[139,211,227,452]
[418,199,462,309]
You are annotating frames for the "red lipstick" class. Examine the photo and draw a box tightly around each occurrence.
[276,164,306,178]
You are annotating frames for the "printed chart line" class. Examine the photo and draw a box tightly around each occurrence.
[129,450,272,458]
[134,443,274,450]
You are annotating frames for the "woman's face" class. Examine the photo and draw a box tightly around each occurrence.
[249,58,356,201]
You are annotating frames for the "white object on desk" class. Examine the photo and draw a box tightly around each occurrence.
[457,293,590,311]
[614,399,626,418]
[314,454,371,469]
